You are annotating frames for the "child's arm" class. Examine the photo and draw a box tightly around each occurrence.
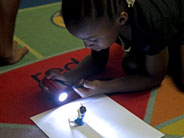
[44,48,109,89]
[74,47,168,97]
[62,48,109,82]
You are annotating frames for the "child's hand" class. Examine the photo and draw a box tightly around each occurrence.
[39,80,51,94]
[46,70,66,81]
[46,70,70,89]
[73,80,106,98]
[39,70,73,92]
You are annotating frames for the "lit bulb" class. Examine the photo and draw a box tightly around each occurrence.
[58,92,68,102]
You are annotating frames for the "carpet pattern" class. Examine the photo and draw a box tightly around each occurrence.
[0,1,183,138]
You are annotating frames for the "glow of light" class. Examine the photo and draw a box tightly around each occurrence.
[58,92,68,102]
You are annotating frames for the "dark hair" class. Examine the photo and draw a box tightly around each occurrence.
[80,105,86,114]
[61,0,128,27]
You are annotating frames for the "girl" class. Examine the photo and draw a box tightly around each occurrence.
[43,0,184,97]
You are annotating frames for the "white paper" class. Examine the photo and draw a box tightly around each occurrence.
[31,95,164,138]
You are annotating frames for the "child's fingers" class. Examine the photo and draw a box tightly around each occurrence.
[45,70,63,80]
[39,81,51,94]
[39,81,48,90]
[55,81,68,89]
[83,80,95,89]
[73,87,90,98]
[78,79,85,86]
[45,70,57,79]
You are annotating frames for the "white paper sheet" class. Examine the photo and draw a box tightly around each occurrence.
[31,95,164,138]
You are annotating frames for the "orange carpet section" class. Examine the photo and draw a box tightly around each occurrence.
[151,76,184,126]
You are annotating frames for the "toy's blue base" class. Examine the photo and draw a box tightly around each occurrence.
[74,118,84,126]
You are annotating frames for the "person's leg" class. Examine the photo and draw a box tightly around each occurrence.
[0,0,28,66]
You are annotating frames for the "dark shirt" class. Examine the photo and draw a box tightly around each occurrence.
[91,0,184,64]
[129,0,184,55]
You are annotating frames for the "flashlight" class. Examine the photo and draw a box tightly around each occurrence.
[42,77,69,103]
[58,92,68,102]
[41,77,81,105]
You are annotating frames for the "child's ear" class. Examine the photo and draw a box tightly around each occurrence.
[118,11,128,25]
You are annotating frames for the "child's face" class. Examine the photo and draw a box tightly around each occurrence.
[67,18,121,51]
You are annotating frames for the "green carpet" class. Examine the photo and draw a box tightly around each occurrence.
[0,2,83,73]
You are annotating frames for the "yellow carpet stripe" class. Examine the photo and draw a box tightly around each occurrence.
[159,118,184,135]
[18,2,61,13]
[14,36,44,59]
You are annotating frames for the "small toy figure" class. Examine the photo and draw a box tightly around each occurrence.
[69,104,87,126]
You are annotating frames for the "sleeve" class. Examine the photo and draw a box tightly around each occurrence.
[145,19,178,55]
[91,48,110,67]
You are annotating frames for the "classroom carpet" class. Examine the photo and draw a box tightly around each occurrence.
[0,1,184,138]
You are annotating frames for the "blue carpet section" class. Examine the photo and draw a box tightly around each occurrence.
[19,0,60,9]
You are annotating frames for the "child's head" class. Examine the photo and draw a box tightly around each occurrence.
[62,0,129,51]
[79,105,86,114]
